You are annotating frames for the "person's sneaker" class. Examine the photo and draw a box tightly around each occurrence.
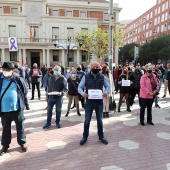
[0,146,9,156]
[56,123,61,128]
[43,123,51,129]
[162,95,166,98]
[20,144,28,152]
[30,98,34,100]
[80,138,87,145]
[99,137,108,145]
[155,104,161,108]
[26,106,30,110]
[140,122,145,126]
[38,97,41,100]
[65,112,69,117]
[77,112,81,116]
[147,122,154,125]
[71,105,76,109]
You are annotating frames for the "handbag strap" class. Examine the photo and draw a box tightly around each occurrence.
[69,78,77,90]
[0,80,13,111]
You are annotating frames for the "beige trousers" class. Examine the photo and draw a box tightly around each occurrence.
[67,95,79,113]
[103,96,109,112]
[164,79,168,95]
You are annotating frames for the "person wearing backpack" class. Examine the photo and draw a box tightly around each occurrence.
[0,62,28,156]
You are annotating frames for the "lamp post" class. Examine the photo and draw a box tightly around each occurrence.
[108,0,114,72]
[67,37,71,67]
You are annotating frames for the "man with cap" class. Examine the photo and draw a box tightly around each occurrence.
[0,62,28,155]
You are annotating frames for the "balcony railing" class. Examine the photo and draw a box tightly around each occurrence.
[0,37,59,44]
[0,37,75,44]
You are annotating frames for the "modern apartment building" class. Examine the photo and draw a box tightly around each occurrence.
[0,0,121,68]
[123,0,170,46]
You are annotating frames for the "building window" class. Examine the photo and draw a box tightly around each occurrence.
[161,14,165,22]
[67,28,74,39]
[52,27,59,39]
[104,13,109,21]
[11,8,18,14]
[10,51,17,61]
[9,25,16,37]
[80,11,86,18]
[81,28,88,34]
[66,11,72,17]
[53,50,59,62]
[0,7,3,13]
[158,7,160,13]
[168,22,170,30]
[52,10,58,16]
[81,51,88,62]
[69,50,74,62]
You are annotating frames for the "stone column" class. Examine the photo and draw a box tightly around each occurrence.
[18,49,22,64]
[43,49,46,65]
[1,48,5,63]
[61,50,65,67]
[47,49,50,68]
[76,50,80,64]
[23,49,26,65]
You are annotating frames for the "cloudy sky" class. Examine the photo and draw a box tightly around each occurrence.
[113,0,156,21]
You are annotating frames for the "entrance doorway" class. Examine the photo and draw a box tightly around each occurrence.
[31,52,40,68]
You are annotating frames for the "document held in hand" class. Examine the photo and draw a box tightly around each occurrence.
[48,91,61,95]
[122,80,130,86]
[88,89,103,99]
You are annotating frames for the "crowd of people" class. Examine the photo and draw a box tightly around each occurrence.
[0,60,170,155]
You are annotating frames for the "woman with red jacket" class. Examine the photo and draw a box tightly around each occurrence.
[140,64,159,126]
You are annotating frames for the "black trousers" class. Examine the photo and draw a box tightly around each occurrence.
[32,82,41,98]
[130,88,140,106]
[1,111,26,147]
[140,98,154,124]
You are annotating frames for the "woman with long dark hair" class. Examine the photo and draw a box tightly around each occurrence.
[118,67,133,112]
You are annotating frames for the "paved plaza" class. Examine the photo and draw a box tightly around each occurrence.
[0,86,170,170]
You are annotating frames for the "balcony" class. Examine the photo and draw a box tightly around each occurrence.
[0,37,74,44]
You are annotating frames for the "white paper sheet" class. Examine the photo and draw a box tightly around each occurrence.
[48,91,61,95]
[122,80,130,86]
[88,89,103,99]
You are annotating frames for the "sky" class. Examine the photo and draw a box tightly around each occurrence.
[113,0,156,21]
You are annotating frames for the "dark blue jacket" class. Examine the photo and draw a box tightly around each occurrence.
[29,69,42,83]
[0,73,28,113]
[85,72,104,93]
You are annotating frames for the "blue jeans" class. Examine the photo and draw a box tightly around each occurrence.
[83,99,104,139]
[1,111,26,147]
[47,96,63,124]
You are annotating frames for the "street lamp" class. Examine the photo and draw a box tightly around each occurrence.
[67,37,71,67]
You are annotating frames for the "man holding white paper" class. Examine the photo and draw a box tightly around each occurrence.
[43,65,67,129]
[78,61,110,145]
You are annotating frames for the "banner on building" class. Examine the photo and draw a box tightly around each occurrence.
[8,37,18,51]
[55,43,77,50]
[30,26,36,41]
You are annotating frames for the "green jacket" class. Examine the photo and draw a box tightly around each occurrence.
[164,69,168,80]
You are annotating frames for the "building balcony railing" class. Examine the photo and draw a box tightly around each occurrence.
[0,37,76,45]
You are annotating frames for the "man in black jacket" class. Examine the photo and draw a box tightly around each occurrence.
[0,62,28,155]
[29,63,42,100]
[129,65,142,107]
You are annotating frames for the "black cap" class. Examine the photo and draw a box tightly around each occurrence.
[1,62,15,69]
